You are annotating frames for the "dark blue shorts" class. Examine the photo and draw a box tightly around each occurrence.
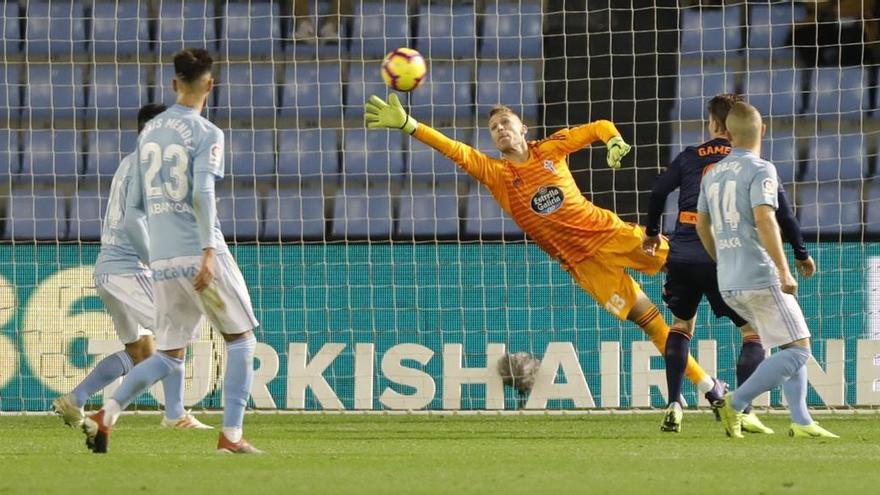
[662,261,747,327]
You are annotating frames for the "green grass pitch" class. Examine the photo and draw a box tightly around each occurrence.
[1,413,878,494]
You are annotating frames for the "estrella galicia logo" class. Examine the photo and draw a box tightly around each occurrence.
[531,186,564,215]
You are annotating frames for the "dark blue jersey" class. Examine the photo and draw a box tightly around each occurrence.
[646,137,809,264]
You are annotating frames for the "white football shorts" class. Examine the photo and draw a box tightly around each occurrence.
[721,285,811,349]
[151,253,259,350]
[94,272,155,345]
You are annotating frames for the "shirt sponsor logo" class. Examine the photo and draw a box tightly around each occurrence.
[531,186,564,215]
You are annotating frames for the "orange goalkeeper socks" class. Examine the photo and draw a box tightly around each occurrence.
[633,305,709,386]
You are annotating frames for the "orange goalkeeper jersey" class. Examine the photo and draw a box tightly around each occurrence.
[413,121,628,266]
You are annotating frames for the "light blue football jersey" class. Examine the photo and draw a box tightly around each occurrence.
[94,152,149,276]
[127,104,228,263]
[697,148,780,291]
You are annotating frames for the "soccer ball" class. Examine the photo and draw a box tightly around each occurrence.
[381,48,427,92]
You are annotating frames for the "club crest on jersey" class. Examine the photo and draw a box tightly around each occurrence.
[531,185,564,215]
[543,160,557,175]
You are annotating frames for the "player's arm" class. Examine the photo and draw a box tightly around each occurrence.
[775,184,815,277]
[541,121,632,169]
[191,129,224,292]
[364,94,502,187]
[643,154,683,255]
[695,185,716,261]
[750,167,797,294]
[122,156,150,263]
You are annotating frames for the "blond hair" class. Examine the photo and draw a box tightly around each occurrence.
[724,101,762,146]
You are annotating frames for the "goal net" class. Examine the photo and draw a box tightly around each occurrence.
[1,0,878,412]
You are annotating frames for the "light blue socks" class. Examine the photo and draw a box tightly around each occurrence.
[731,345,812,425]
[783,364,813,425]
[222,336,256,429]
[112,351,184,410]
[71,350,134,407]
[161,360,186,420]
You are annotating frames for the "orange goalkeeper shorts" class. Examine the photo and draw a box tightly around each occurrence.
[567,223,668,320]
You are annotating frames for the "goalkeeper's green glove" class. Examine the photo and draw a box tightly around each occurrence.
[606,136,632,169]
[364,93,418,134]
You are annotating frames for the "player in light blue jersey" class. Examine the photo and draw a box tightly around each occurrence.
[82,49,261,454]
[53,104,208,431]
[696,102,837,439]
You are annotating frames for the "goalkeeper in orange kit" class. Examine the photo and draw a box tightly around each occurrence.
[364,94,727,413]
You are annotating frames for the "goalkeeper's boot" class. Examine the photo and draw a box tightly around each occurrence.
[660,402,683,433]
[741,411,774,434]
[217,432,263,454]
[717,392,743,439]
[788,422,839,439]
[82,410,112,454]
[160,410,214,429]
[52,393,84,428]
[704,378,728,422]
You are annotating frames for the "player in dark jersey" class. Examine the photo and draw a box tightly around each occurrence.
[642,93,816,434]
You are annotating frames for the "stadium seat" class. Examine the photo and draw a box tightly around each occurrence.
[222,1,281,57]
[25,64,86,121]
[397,183,460,239]
[476,62,539,121]
[1,1,20,53]
[331,184,394,239]
[342,128,405,178]
[680,6,742,57]
[410,63,473,122]
[474,128,498,156]
[345,63,388,117]
[669,130,705,156]
[0,131,20,177]
[463,187,522,238]
[24,0,86,56]
[808,67,866,117]
[84,130,138,177]
[481,0,543,59]
[350,1,410,58]
[227,129,276,178]
[764,133,798,184]
[276,128,339,178]
[69,188,105,241]
[675,63,734,121]
[155,0,217,54]
[263,186,326,240]
[747,2,806,58]
[415,2,476,59]
[743,68,801,118]
[0,64,21,121]
[216,183,261,241]
[803,134,865,182]
[5,185,66,240]
[91,0,149,56]
[865,180,880,235]
[408,127,469,182]
[215,63,277,120]
[280,62,343,121]
[86,64,150,121]
[22,130,80,179]
[796,183,862,236]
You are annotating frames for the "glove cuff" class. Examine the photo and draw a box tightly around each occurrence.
[400,115,418,135]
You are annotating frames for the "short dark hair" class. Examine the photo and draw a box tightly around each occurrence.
[137,103,167,133]
[173,48,213,84]
[706,93,745,133]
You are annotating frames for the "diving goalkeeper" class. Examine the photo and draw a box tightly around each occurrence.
[364,94,727,409]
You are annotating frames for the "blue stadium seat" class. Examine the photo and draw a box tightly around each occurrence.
[463,188,522,238]
[809,67,866,117]
[797,183,861,236]
[398,183,460,239]
[22,130,80,179]
[415,2,476,59]
[0,131,20,177]
[744,68,801,118]
[669,130,705,155]
[408,127,468,181]
[215,63,277,120]
[680,6,742,56]
[476,62,539,121]
[227,129,276,178]
[222,1,280,56]
[803,134,865,181]
[0,64,20,121]
[24,0,86,56]
[747,2,806,58]
[277,128,339,178]
[280,63,343,121]
[263,186,326,240]
[662,189,680,235]
[411,63,472,122]
[474,128,497,156]
[216,183,261,241]
[765,133,798,184]
[87,64,150,121]
[481,1,543,59]
[5,185,66,240]
[91,0,148,55]
[342,129,405,177]
[69,189,104,241]
[866,180,880,235]
[675,63,734,120]
[155,0,217,54]
[2,1,20,53]
[350,1,409,58]
[26,64,86,120]
[331,184,393,239]
[345,63,388,117]
[85,130,138,177]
